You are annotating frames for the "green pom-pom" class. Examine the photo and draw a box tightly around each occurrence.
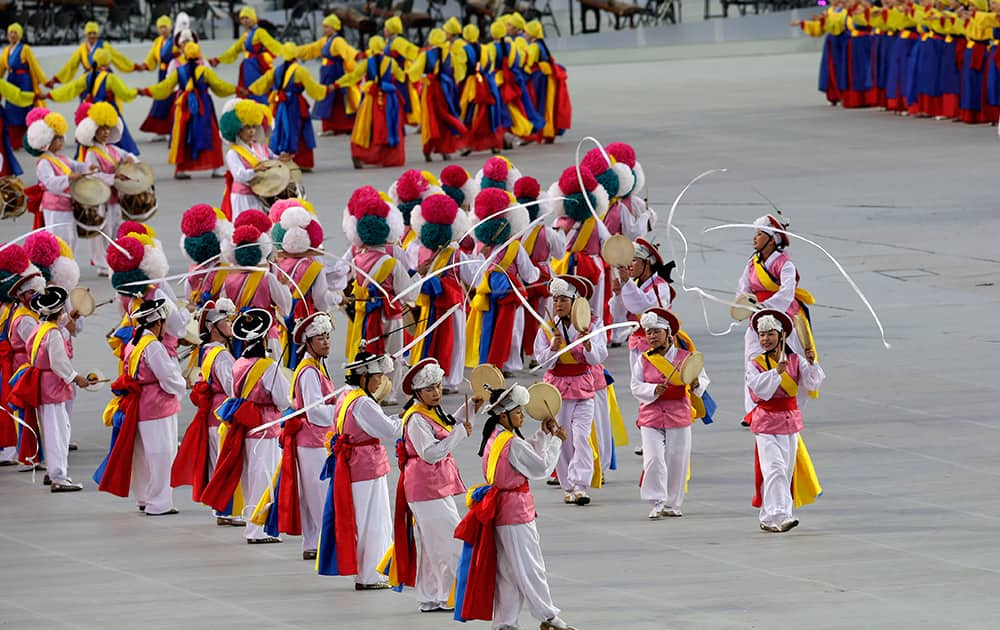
[271,225,287,249]
[111,269,150,296]
[0,273,19,302]
[420,223,452,250]
[235,243,262,267]
[475,217,510,245]
[183,232,221,264]
[481,177,505,190]
[220,110,243,143]
[357,215,390,246]
[564,192,595,222]
[518,196,539,221]
[441,185,465,207]
[37,265,52,283]
[397,199,420,226]
[595,170,619,197]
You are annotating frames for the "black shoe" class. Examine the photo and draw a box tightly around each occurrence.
[247,536,282,544]
[352,157,362,170]
[43,474,51,486]
[740,420,751,428]
[546,478,560,486]
[424,151,432,163]
[146,508,179,516]
[138,505,146,512]
[460,149,472,157]
[355,582,390,591]
[68,442,79,451]
[303,549,317,560]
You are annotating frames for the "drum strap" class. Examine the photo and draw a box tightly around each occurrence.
[89,146,119,168]
[645,350,687,387]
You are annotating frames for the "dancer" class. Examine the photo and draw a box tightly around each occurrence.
[219,98,281,219]
[50,22,137,86]
[1,22,46,151]
[138,15,178,139]
[209,6,282,105]
[409,28,467,162]
[299,13,360,137]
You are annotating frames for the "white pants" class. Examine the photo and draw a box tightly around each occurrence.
[43,208,77,256]
[229,193,264,220]
[410,496,462,606]
[242,437,279,540]
[640,425,691,508]
[505,307,526,372]
[90,203,121,270]
[756,432,798,525]
[592,387,613,474]
[0,447,16,463]
[493,522,559,629]
[743,326,806,412]
[132,415,178,514]
[556,398,594,493]
[352,476,392,584]
[207,426,229,518]
[297,446,328,551]
[40,402,71,483]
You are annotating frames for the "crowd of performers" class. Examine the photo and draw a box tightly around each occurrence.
[796,0,1000,124]
[0,7,570,182]
[0,92,830,627]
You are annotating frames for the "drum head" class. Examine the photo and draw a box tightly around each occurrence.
[524,382,561,421]
[470,364,505,400]
[69,287,96,316]
[402,304,419,338]
[679,351,704,385]
[570,296,591,333]
[251,160,291,198]
[793,311,813,353]
[115,161,153,195]
[0,176,26,219]
[70,177,111,206]
[288,162,303,185]
[601,234,634,268]
[729,293,759,322]
[181,318,201,346]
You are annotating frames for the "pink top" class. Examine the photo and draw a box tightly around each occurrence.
[291,363,336,448]
[88,145,126,204]
[334,393,390,482]
[201,343,234,428]
[602,202,622,235]
[232,358,282,439]
[9,310,37,369]
[38,154,74,211]
[186,266,224,306]
[748,354,804,435]
[745,252,800,317]
[483,428,536,527]
[351,247,402,321]
[524,224,550,265]
[28,327,73,404]
[124,337,182,421]
[636,349,693,429]
[403,412,466,502]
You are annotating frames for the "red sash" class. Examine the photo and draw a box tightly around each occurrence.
[277,416,304,535]
[0,335,16,447]
[331,433,379,575]
[170,380,213,499]
[392,439,417,588]
[8,366,42,464]
[96,374,142,496]
[200,400,263,512]
[757,397,798,413]
[550,362,589,377]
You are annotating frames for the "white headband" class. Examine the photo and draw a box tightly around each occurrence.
[411,363,445,390]
[304,313,333,339]
[487,384,530,415]
[755,314,783,334]
[549,277,576,299]
[633,242,656,261]
[346,354,394,375]
[639,311,672,333]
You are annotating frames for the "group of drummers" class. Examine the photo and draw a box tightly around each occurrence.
[796,0,1000,124]
[0,127,828,628]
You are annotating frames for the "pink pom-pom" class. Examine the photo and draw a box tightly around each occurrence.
[118,220,149,238]
[440,164,469,187]
[24,232,60,267]
[420,193,459,224]
[268,198,301,223]
[606,142,636,168]
[181,204,217,237]
[474,188,510,220]
[107,237,143,272]
[348,186,382,218]
[234,209,271,234]
[233,224,262,245]
[482,157,508,182]
[74,101,92,125]
[25,107,50,127]
[513,176,540,200]
[0,244,29,274]
[395,169,426,201]
[558,167,596,195]
[581,148,610,175]
[305,220,324,247]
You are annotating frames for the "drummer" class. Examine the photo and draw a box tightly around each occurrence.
[532,274,607,507]
[24,107,98,266]
[630,307,709,520]
[609,238,675,364]
[74,102,138,277]
[218,98,289,219]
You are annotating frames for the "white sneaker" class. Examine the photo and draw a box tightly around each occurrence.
[778,518,799,532]
[660,507,683,517]
[648,507,662,520]
[760,522,781,533]
[541,616,575,630]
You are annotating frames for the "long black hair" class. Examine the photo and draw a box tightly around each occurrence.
[476,388,523,456]
[242,339,267,359]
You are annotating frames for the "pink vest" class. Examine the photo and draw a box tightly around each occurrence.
[602,202,623,235]
[90,145,124,204]
[232,357,281,439]
[543,323,595,400]
[334,392,390,482]
[636,349,692,429]
[524,225,550,265]
[28,327,73,404]
[117,291,180,356]
[352,247,402,321]
[279,256,321,305]
[292,363,336,448]
[124,336,181,421]
[483,428,535,526]
[745,252,800,317]
[187,266,223,306]
[224,271,274,311]
[230,143,268,195]
[748,354,804,436]
[38,154,73,211]
[556,216,600,256]
[10,311,37,368]
[627,276,673,352]
[201,342,232,427]
[402,412,466,502]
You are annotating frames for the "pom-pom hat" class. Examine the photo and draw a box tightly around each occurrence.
[343,185,404,247]
[180,204,233,264]
[24,232,79,290]
[484,383,530,416]
[269,199,324,256]
[472,156,522,199]
[402,358,444,396]
[472,188,528,246]
[74,101,123,147]
[547,166,610,223]
[223,209,273,266]
[411,193,470,251]
[346,351,393,375]
[25,107,68,156]
[0,244,31,301]
[439,165,477,210]
[389,169,442,227]
[640,307,679,334]
[606,142,644,195]
[580,147,635,200]
[220,98,271,143]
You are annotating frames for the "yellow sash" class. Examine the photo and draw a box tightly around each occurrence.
[79,43,94,71]
[91,71,109,99]
[645,350,706,420]
[128,332,158,378]
[401,228,417,250]
[486,429,515,484]
[335,388,367,434]
[753,354,799,398]
[199,345,226,383]
[540,323,581,366]
[551,218,594,276]
[236,271,265,309]
[792,435,822,508]
[752,257,815,306]
[230,144,261,168]
[88,145,119,168]
[28,322,58,365]
[465,243,520,367]
[281,62,300,89]
[42,153,72,176]
[523,224,543,256]
[291,260,324,302]
[190,267,229,305]
[411,246,455,364]
[238,357,273,399]
[401,402,453,433]
[289,355,329,402]
[346,255,397,359]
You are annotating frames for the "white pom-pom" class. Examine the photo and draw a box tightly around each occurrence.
[49,257,80,290]
[451,209,470,243]
[549,277,570,298]
[74,118,98,147]
[410,204,426,240]
[139,245,169,281]
[612,162,636,198]
[304,313,333,339]
[342,212,359,246]
[386,206,404,243]
[546,181,565,217]
[506,205,529,239]
[256,233,273,260]
[280,206,312,230]
[510,385,530,407]
[215,297,235,313]
[282,226,310,255]
[633,162,645,196]
[639,312,658,330]
[459,179,477,211]
[592,184,610,218]
[755,314,782,334]
[26,120,55,152]
[214,219,234,243]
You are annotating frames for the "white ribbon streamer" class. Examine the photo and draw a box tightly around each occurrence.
[530,322,639,373]
[393,303,463,359]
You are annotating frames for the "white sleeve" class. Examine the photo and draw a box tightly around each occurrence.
[300,369,335,426]
[309,269,335,313]
[760,259,797,313]
[457,250,483,286]
[226,149,256,184]
[799,359,826,392]
[212,350,235,398]
[514,246,540,284]
[546,225,567,256]
[144,341,186,397]
[390,253,415,305]
[508,430,560,479]
[609,292,626,322]
[532,326,556,365]
[352,396,403,440]
[46,329,77,383]
[263,362,292,409]
[83,152,116,186]
[37,160,70,194]
[153,287,189,339]
[736,261,751,295]
[15,317,38,345]
[268,275,292,317]
[582,321,607,365]
[619,201,646,240]
[745,362,781,401]
[620,279,657,315]
[407,415,465,464]
[629,353,659,404]
[323,254,350,297]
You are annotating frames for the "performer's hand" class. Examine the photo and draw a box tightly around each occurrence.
[235,86,249,98]
[87,165,99,173]
[462,417,473,437]
[550,331,564,350]
[326,84,335,93]
[65,315,79,335]
[552,424,567,441]
[776,360,787,374]
[41,92,52,101]
[804,348,816,364]
[133,63,145,72]
[209,57,220,67]
[690,378,700,391]
[582,339,591,352]
[122,156,135,165]
[611,269,623,294]
[73,374,91,388]
[68,172,85,182]
[654,383,668,397]
[44,77,57,88]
